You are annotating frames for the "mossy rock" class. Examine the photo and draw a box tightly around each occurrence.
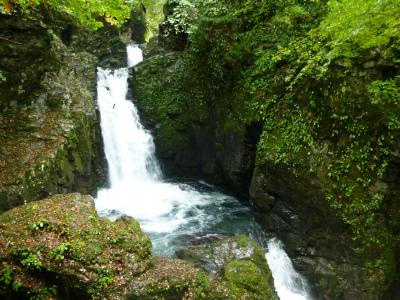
[128,257,237,299]
[0,193,152,299]
[177,236,278,299]
[224,259,276,300]
[130,51,208,175]
[177,236,267,276]
[0,194,257,299]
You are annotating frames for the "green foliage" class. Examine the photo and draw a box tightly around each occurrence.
[0,70,6,82]
[51,242,72,261]
[1,0,135,29]
[90,269,115,293]
[162,0,197,36]
[163,0,400,279]
[0,267,12,286]
[20,252,42,270]
[319,0,400,58]
[30,286,57,300]
[265,1,400,261]
[0,266,23,293]
[31,220,50,231]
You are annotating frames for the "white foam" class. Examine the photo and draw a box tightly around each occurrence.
[266,239,311,300]
[127,44,143,67]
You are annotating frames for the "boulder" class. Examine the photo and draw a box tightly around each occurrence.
[176,236,278,299]
[127,257,236,299]
[0,193,152,299]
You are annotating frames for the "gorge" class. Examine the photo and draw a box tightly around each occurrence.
[0,0,399,299]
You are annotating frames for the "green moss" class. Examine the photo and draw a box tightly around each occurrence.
[141,0,167,41]
[130,257,235,299]
[0,193,153,298]
[224,260,275,299]
[19,251,42,271]
[0,266,13,287]
[131,51,208,164]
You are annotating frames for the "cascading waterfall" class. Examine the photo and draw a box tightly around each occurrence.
[266,239,310,300]
[95,44,311,300]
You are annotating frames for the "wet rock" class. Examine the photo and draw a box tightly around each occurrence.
[68,24,128,69]
[131,48,259,197]
[127,256,236,299]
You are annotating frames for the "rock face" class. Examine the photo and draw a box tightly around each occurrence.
[0,15,110,212]
[0,194,277,299]
[130,51,258,197]
[250,164,385,299]
[132,40,390,298]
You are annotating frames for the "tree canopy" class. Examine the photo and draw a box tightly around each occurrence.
[1,0,136,28]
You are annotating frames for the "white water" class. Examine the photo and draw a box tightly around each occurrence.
[95,44,311,300]
[95,44,257,253]
[266,239,311,300]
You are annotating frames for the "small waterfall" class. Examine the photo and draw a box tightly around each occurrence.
[127,43,143,67]
[266,239,311,300]
[95,44,312,300]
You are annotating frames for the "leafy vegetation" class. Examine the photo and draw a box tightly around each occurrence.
[0,70,6,82]
[0,0,136,29]
[158,0,400,281]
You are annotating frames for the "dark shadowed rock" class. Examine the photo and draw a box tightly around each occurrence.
[0,15,108,212]
[250,163,386,299]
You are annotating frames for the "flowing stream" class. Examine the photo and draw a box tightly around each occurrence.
[95,44,311,300]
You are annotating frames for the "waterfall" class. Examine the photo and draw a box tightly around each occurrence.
[266,239,311,300]
[95,44,256,251]
[95,44,312,300]
[96,67,161,186]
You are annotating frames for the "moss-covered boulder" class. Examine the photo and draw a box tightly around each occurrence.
[0,193,152,299]
[128,257,238,299]
[176,236,278,299]
[0,193,275,299]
